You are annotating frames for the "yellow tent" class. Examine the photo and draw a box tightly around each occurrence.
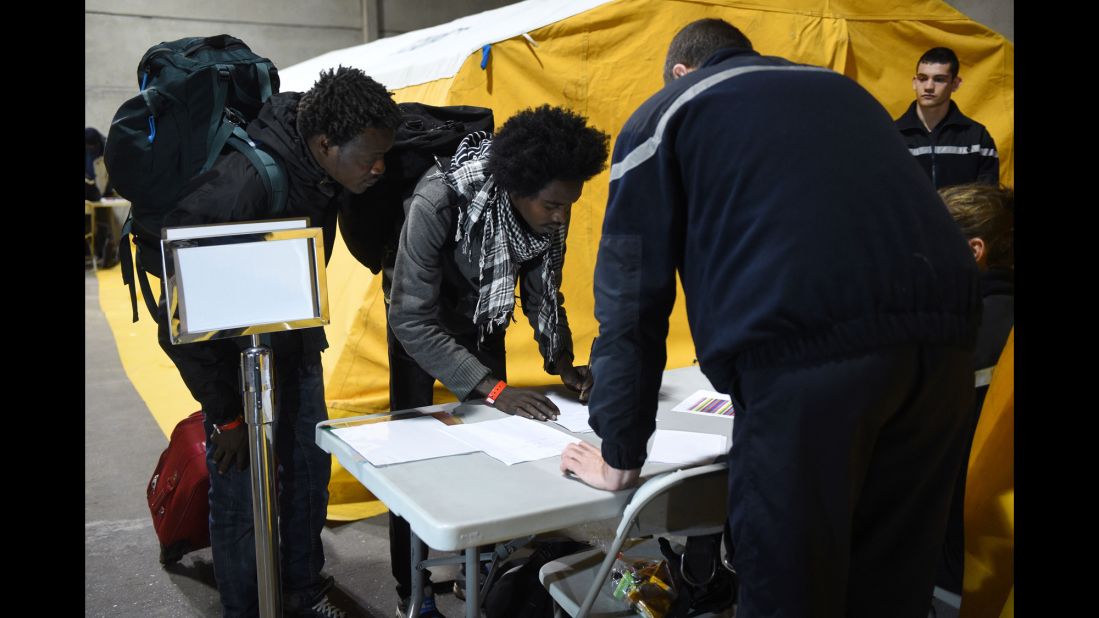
[961,329,1014,618]
[100,0,1014,520]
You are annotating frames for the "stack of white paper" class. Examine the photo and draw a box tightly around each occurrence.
[647,430,728,465]
[545,393,594,433]
[446,415,580,465]
[332,416,477,466]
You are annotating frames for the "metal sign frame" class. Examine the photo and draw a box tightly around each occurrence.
[161,218,329,344]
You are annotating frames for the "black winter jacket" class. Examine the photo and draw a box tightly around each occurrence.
[895,100,1000,189]
[588,48,982,469]
[157,92,343,425]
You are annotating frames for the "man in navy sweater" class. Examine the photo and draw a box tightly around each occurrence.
[561,19,981,618]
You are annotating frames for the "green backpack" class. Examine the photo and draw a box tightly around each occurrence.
[105,35,287,322]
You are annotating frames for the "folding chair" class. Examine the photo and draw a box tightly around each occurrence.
[539,462,729,618]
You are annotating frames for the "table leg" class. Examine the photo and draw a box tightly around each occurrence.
[408,530,425,618]
[465,547,480,618]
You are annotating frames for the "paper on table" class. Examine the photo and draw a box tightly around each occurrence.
[647,430,728,465]
[545,393,594,433]
[445,415,580,465]
[671,389,735,418]
[332,416,477,466]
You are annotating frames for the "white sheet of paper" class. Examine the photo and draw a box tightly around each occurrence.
[545,393,594,433]
[332,416,477,466]
[445,415,579,465]
[670,389,735,419]
[647,430,728,465]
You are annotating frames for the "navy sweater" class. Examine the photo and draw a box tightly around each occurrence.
[588,49,982,469]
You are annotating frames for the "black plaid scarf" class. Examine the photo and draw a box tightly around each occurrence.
[439,132,565,357]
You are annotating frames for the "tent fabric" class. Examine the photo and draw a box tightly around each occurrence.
[279,0,611,94]
[961,329,1014,618]
[311,0,1016,516]
[100,0,1014,521]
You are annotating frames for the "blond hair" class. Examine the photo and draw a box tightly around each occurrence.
[939,184,1014,269]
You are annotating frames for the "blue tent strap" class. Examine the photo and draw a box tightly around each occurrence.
[480,44,491,70]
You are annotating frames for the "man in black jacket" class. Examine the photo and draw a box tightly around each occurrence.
[560,19,981,618]
[386,105,608,616]
[895,47,1000,188]
[157,66,401,618]
[936,183,1014,596]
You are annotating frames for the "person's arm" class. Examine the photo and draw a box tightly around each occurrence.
[561,106,684,489]
[517,245,592,401]
[976,127,1000,186]
[389,187,492,399]
[389,188,561,420]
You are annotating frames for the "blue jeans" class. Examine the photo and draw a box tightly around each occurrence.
[203,350,331,617]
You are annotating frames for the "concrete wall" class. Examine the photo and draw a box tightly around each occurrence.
[377,0,519,37]
[85,0,364,133]
[947,0,1013,42]
[85,0,1011,134]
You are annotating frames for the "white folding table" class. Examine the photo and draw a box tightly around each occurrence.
[315,365,732,617]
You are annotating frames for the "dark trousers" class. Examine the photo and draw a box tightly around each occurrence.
[156,296,330,617]
[385,316,506,598]
[724,343,973,618]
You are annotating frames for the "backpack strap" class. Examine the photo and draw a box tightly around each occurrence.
[226,126,287,214]
[255,62,274,102]
[118,211,162,323]
[202,65,235,173]
[136,252,161,323]
[119,212,140,323]
[202,62,274,173]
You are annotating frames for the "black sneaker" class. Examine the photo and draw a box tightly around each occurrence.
[300,595,348,618]
[290,576,350,618]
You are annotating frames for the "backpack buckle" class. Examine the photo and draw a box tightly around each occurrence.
[224,106,245,127]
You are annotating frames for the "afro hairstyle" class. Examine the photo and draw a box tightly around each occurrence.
[488,105,609,197]
[297,65,402,146]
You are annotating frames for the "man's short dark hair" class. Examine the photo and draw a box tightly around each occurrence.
[488,105,609,198]
[297,66,402,145]
[917,47,960,78]
[663,18,753,84]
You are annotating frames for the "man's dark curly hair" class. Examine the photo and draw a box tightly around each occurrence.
[488,105,609,198]
[297,66,402,145]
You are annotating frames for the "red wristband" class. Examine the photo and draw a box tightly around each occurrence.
[485,380,507,405]
[215,416,244,432]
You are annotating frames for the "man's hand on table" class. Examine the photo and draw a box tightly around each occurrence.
[560,441,640,490]
[482,379,560,421]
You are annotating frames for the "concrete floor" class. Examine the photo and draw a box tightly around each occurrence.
[85,268,469,617]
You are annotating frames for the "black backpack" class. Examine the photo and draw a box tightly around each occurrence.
[105,34,287,322]
[337,102,495,280]
[483,539,589,618]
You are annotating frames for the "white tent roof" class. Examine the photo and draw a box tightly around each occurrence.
[279,0,613,93]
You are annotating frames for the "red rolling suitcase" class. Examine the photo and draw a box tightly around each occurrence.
[147,410,211,564]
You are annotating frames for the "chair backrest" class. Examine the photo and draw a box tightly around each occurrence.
[576,462,728,617]
[616,462,729,540]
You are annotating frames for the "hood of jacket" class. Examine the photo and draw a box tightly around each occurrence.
[246,92,340,201]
